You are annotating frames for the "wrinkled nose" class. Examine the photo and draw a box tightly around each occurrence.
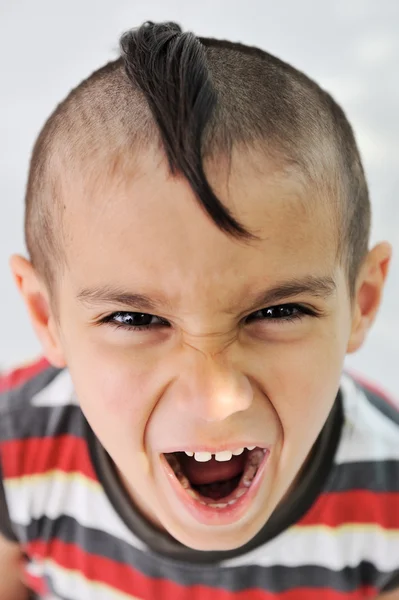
[172,346,254,422]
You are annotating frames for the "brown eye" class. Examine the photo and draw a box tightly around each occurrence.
[101,312,170,331]
[113,312,155,327]
[246,304,308,324]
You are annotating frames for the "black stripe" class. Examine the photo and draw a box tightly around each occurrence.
[23,514,392,593]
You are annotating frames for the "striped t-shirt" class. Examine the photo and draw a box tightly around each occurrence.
[0,358,398,599]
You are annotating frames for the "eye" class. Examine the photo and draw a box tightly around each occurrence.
[245,304,313,324]
[100,312,169,331]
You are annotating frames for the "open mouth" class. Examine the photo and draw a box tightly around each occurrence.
[164,447,267,509]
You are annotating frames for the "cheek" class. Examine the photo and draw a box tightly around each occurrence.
[63,338,160,444]
[269,323,347,449]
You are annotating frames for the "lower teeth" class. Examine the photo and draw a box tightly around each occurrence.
[235,488,247,499]
[243,465,258,487]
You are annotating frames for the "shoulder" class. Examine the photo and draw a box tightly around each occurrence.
[0,356,59,416]
[352,373,399,428]
[289,374,399,594]
[337,372,399,467]
[0,357,79,442]
[0,356,52,396]
[325,372,399,514]
[0,360,105,569]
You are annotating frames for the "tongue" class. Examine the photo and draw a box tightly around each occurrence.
[180,453,246,485]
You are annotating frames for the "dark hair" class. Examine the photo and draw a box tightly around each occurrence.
[25,21,370,294]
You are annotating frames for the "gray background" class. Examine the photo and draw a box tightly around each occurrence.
[1,1,398,399]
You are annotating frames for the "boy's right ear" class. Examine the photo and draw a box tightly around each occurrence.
[9,255,66,368]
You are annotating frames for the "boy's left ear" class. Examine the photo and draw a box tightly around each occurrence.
[347,242,392,354]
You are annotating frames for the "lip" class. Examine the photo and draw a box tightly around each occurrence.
[160,449,270,526]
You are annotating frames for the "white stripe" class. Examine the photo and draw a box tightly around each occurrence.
[26,559,45,578]
[42,559,138,600]
[25,562,61,599]
[32,370,78,407]
[222,524,399,572]
[336,374,399,463]
[4,472,145,551]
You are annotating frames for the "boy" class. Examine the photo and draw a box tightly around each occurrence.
[0,20,398,599]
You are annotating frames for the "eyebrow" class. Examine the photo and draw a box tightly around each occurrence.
[243,275,336,313]
[77,287,171,312]
[76,275,336,314]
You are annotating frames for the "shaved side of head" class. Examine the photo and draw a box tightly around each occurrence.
[24,22,370,294]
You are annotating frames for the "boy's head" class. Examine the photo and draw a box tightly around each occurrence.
[11,22,391,550]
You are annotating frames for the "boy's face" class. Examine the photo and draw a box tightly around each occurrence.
[16,147,390,551]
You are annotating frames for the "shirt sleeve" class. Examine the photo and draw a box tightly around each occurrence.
[0,460,18,542]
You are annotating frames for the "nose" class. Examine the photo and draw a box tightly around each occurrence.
[173,345,254,422]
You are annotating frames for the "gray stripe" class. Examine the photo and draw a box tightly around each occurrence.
[0,460,18,541]
[0,365,64,543]
[0,368,88,544]
[327,461,399,492]
[0,402,87,441]
[23,514,390,593]
[381,570,399,592]
[359,383,399,426]
[0,364,60,412]
[0,365,72,441]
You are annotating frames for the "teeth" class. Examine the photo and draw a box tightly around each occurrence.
[214,450,233,462]
[194,452,212,462]
[208,502,228,508]
[179,475,190,489]
[186,489,199,499]
[248,448,266,465]
[232,447,244,456]
[243,464,258,486]
[183,447,259,461]
[235,488,247,498]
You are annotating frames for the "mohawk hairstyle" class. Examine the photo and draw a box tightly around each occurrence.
[25,21,370,293]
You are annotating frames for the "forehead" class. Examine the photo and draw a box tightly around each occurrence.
[63,147,337,305]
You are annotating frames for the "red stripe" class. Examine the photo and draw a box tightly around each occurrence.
[25,538,376,600]
[0,357,50,394]
[299,490,399,528]
[0,435,97,481]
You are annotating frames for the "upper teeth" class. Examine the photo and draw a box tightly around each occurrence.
[213,450,233,462]
[185,446,256,462]
[193,452,213,462]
